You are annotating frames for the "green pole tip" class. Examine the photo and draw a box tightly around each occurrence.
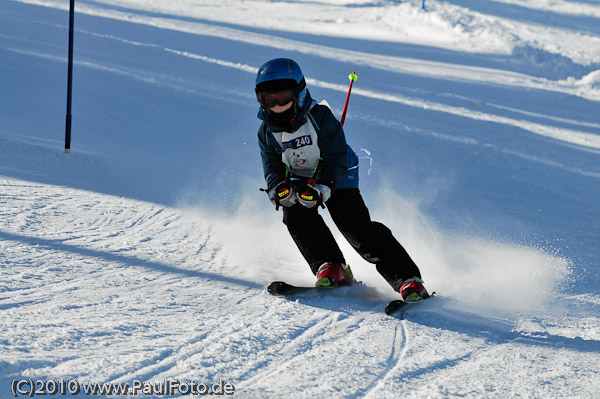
[348,73,358,81]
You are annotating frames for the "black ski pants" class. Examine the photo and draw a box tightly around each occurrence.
[282,188,421,291]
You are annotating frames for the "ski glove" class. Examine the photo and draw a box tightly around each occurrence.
[297,184,331,208]
[269,181,297,208]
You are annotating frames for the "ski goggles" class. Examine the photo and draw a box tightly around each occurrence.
[256,89,295,108]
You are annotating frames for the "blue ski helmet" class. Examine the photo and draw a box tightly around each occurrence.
[255,58,307,108]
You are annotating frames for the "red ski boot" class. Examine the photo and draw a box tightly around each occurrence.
[399,278,429,302]
[315,262,354,287]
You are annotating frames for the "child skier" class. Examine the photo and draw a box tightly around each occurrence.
[255,58,429,302]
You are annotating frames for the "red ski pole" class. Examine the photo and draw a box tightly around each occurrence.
[340,72,358,127]
[308,71,357,193]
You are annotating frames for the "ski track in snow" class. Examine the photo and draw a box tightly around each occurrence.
[2,177,599,397]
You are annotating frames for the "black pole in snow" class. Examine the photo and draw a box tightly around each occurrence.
[65,0,75,153]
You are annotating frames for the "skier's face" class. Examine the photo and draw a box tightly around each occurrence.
[257,88,295,112]
[269,101,294,113]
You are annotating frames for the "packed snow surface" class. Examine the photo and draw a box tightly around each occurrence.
[1,0,599,397]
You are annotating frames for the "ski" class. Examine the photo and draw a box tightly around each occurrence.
[385,293,435,316]
[267,281,353,297]
[268,281,435,316]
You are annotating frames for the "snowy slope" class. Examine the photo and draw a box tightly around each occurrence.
[1,0,600,397]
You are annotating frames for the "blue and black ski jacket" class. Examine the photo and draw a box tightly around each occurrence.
[257,91,359,192]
